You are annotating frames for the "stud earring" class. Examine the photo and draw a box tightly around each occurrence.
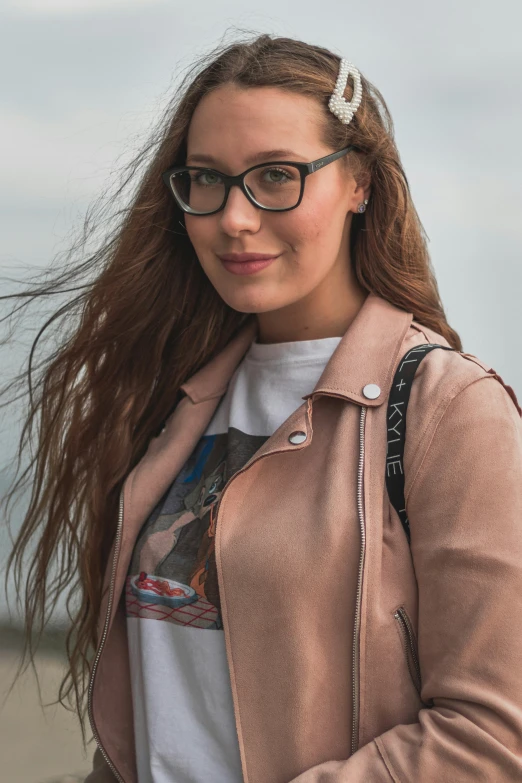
[357,199,369,214]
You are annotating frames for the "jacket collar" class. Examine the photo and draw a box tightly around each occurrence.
[180,292,413,408]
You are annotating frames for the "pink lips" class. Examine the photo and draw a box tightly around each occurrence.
[218,252,281,275]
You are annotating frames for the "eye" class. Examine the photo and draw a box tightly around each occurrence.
[192,170,223,186]
[262,167,294,184]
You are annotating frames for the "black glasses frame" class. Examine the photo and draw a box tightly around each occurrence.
[161,145,359,215]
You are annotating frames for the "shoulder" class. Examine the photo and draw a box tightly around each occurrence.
[397,320,522,491]
[399,318,521,419]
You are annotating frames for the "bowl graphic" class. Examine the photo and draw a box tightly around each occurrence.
[130,572,199,609]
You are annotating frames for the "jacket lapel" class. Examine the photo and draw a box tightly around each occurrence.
[307,292,413,406]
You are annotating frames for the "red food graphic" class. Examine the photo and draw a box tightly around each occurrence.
[136,571,186,598]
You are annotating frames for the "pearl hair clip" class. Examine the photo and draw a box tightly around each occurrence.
[328,59,363,125]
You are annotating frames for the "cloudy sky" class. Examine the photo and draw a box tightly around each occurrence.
[1,0,521,370]
[0,0,521,619]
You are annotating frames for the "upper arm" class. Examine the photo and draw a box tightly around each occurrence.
[406,374,522,739]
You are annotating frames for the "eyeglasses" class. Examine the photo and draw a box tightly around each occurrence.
[161,146,359,216]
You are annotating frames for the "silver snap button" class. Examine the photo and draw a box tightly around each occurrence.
[288,430,307,445]
[362,383,381,399]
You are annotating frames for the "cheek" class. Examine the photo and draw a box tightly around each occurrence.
[282,188,347,249]
[185,217,215,251]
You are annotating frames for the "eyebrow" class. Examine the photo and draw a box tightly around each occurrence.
[185,149,305,167]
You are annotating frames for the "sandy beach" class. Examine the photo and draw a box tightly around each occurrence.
[0,635,93,783]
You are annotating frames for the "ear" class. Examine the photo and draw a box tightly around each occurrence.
[354,171,371,202]
[346,171,371,214]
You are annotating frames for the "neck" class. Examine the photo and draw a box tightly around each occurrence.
[255,283,369,345]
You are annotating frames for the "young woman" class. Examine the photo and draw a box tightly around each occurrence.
[4,33,522,783]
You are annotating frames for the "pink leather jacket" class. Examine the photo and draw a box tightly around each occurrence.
[85,292,522,782]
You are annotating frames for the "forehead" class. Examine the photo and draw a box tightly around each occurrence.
[186,84,327,167]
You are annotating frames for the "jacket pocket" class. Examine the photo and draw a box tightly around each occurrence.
[394,605,433,708]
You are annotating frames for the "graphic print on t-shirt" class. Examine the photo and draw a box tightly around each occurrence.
[126,426,268,630]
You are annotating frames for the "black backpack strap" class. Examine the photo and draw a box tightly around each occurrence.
[385,343,455,544]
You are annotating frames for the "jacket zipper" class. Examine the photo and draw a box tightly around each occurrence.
[213,397,368,758]
[87,486,125,783]
[394,606,422,695]
[351,404,367,756]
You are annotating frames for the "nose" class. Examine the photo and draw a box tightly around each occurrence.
[219,183,261,236]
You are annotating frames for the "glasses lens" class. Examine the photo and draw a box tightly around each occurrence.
[244,164,301,210]
[169,165,302,213]
[169,168,225,214]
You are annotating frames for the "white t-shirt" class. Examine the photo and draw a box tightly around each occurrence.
[126,334,342,783]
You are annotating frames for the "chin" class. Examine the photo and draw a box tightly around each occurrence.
[214,288,278,315]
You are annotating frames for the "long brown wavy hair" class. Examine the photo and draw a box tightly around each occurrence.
[1,29,462,740]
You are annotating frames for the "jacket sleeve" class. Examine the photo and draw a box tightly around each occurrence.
[83,746,119,783]
[287,373,522,782]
